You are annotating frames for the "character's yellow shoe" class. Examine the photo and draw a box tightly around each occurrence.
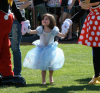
[97,76,100,81]
[95,76,100,84]
[88,76,100,85]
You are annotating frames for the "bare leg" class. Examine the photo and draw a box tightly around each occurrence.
[41,71,46,84]
[49,70,54,83]
[68,25,72,40]
[67,14,72,40]
[59,12,68,24]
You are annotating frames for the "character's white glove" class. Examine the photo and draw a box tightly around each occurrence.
[61,19,72,35]
[21,20,31,35]
[64,19,73,26]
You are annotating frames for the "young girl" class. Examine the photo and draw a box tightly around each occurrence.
[23,13,66,84]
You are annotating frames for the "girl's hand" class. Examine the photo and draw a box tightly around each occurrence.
[79,1,99,9]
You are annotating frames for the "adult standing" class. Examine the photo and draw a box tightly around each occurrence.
[11,0,32,76]
[0,0,30,86]
[33,0,47,27]
[33,0,47,17]
[62,0,100,85]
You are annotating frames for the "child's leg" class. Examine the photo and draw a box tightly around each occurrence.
[41,70,46,84]
[49,70,54,83]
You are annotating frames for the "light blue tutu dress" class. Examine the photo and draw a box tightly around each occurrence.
[23,26,65,71]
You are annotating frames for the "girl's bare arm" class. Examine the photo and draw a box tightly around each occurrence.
[29,30,37,34]
[57,32,67,38]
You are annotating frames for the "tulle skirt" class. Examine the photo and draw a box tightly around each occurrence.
[23,40,65,70]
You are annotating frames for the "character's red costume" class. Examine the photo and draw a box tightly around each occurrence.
[0,0,30,86]
[0,11,14,77]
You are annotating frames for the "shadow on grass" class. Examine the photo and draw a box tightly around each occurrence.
[25,85,100,93]
[25,83,55,88]
[0,83,55,88]
[25,78,100,93]
[74,77,91,84]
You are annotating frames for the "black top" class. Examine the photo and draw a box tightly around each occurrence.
[0,0,25,23]
[90,0,100,3]
[71,0,100,22]
[33,0,44,6]
[71,9,86,22]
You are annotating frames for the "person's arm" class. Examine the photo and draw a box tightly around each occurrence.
[12,1,26,23]
[68,0,76,10]
[29,30,37,34]
[11,1,31,35]
[19,1,32,10]
[71,1,99,22]
[81,0,100,3]
[57,32,67,38]
[79,1,99,9]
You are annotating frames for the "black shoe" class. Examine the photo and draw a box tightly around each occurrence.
[1,75,26,87]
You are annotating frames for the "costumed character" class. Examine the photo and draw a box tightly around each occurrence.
[61,0,100,85]
[0,0,30,86]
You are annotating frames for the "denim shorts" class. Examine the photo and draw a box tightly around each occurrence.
[63,6,74,14]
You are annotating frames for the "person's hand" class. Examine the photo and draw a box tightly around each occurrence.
[31,3,34,10]
[21,20,31,35]
[28,4,34,10]
[67,4,73,10]
[79,1,99,9]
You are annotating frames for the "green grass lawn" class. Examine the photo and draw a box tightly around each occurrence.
[1,44,100,93]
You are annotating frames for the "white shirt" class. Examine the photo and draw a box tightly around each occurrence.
[14,0,25,17]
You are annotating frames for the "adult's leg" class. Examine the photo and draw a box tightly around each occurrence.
[0,11,14,76]
[92,47,100,77]
[11,20,22,75]
[88,47,100,85]
[0,12,26,86]
[59,12,68,24]
[0,34,14,76]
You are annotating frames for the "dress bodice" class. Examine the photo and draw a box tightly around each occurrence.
[36,26,59,47]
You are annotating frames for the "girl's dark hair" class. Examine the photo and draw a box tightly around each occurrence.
[41,13,56,29]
